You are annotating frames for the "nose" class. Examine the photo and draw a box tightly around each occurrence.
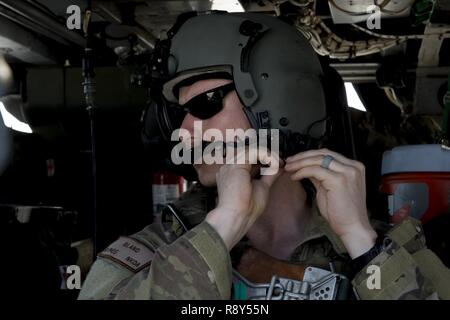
[179,112,198,139]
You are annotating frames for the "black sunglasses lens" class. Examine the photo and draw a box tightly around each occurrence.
[184,84,234,119]
[188,99,222,119]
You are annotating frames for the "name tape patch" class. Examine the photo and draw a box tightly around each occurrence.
[98,236,154,273]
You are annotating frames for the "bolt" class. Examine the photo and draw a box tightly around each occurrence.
[279,117,289,126]
[244,89,254,98]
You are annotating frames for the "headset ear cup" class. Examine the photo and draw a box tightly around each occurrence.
[141,98,182,157]
[142,100,162,150]
[156,101,173,142]
[141,100,171,172]
[141,98,198,181]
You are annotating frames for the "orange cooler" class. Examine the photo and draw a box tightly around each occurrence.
[380,145,450,224]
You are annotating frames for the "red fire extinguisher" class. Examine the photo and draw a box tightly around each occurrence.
[152,171,185,215]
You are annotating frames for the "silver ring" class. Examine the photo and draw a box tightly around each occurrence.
[321,155,334,170]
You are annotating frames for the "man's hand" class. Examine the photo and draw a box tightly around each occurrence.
[284,148,377,259]
[205,145,282,250]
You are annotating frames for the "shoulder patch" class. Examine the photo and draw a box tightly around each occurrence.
[98,236,154,273]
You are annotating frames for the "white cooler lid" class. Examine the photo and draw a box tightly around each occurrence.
[382,144,450,175]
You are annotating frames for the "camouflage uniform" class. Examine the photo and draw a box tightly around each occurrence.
[78,183,450,300]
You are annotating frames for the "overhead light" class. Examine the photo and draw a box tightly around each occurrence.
[211,0,245,12]
[344,82,367,112]
[0,101,32,133]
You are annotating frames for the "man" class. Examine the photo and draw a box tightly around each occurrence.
[79,12,450,300]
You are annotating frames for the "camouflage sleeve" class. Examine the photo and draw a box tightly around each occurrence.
[79,221,232,300]
[351,218,450,300]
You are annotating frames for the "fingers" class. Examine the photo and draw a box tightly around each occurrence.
[290,165,342,190]
[284,154,353,175]
[309,177,322,191]
[286,148,350,164]
[257,144,283,177]
[230,142,282,177]
[285,149,366,198]
[286,148,365,173]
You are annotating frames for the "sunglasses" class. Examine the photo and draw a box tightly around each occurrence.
[178,83,235,120]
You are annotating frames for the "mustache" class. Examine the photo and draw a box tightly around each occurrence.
[176,138,254,163]
[181,138,249,151]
